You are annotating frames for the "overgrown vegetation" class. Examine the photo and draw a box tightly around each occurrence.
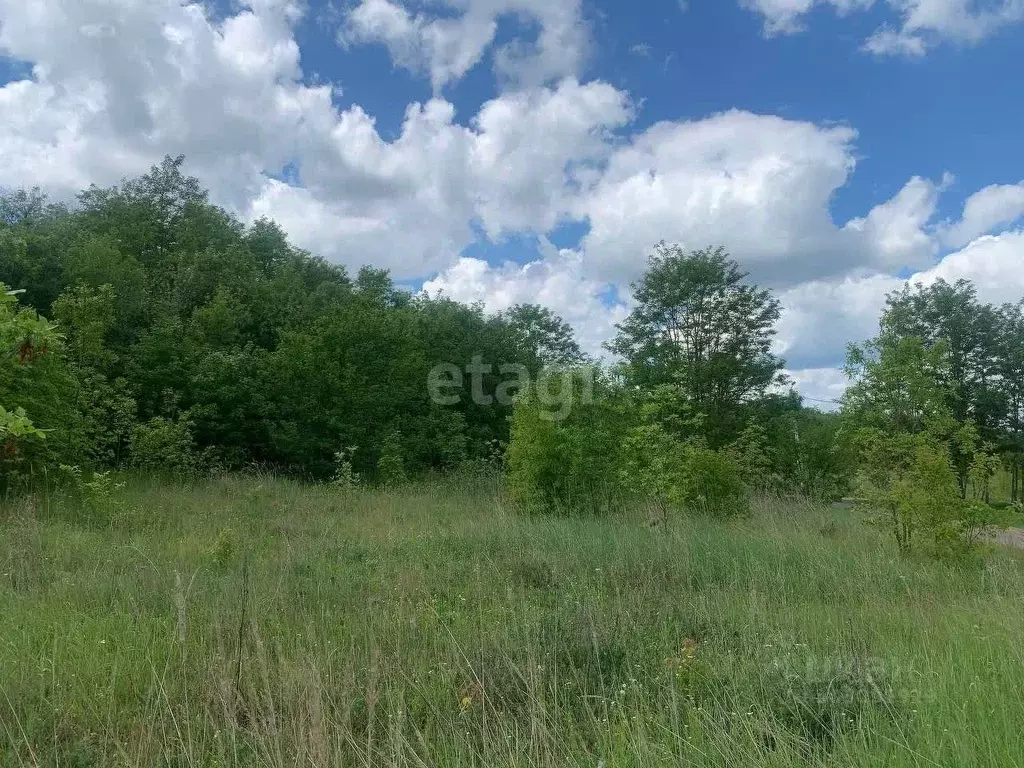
[3,157,1024,764]
[1,475,1023,767]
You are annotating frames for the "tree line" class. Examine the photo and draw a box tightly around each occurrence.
[2,157,1022,556]
[509,242,1024,556]
[0,157,582,486]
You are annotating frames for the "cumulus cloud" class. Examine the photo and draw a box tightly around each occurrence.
[0,0,315,204]
[467,79,632,238]
[263,76,631,276]
[918,230,1024,306]
[840,175,946,271]
[940,182,1024,249]
[742,0,1024,54]
[340,0,590,90]
[576,112,857,285]
[776,271,902,369]
[573,111,943,288]
[423,249,630,357]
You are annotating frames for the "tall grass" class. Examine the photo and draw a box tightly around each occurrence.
[1,474,1023,766]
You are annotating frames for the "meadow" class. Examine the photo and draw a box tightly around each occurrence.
[2,473,1024,767]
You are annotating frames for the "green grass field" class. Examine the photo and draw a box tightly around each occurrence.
[2,474,1024,767]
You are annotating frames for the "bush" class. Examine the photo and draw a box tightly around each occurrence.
[726,422,772,492]
[620,423,749,518]
[508,374,750,517]
[331,446,361,489]
[376,430,407,487]
[683,445,750,517]
[57,464,128,525]
[1,286,86,487]
[854,425,1003,556]
[129,415,197,474]
[506,371,631,513]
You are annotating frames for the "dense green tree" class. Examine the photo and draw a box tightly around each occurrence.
[608,244,786,446]
[501,303,586,367]
[0,198,71,312]
[997,301,1024,501]
[0,156,594,480]
[843,331,952,437]
[882,280,1003,439]
[52,284,137,467]
[263,288,430,478]
[0,286,84,482]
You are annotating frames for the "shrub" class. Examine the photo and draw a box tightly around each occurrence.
[618,422,689,510]
[57,464,128,525]
[331,445,361,489]
[376,430,407,487]
[854,424,1003,556]
[506,371,631,513]
[620,423,749,518]
[683,445,750,517]
[129,415,197,474]
[508,374,750,517]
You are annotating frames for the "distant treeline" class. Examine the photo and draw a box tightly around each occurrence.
[2,156,1022,555]
[0,156,586,485]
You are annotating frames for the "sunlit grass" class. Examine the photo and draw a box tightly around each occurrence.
[1,473,1023,766]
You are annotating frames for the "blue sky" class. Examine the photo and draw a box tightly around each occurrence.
[299,0,1024,224]
[1,0,1023,402]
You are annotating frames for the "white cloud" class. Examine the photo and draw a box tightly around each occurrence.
[0,0,315,204]
[423,250,629,357]
[861,27,929,55]
[265,77,631,276]
[340,0,590,90]
[468,78,632,238]
[742,0,1024,54]
[840,175,946,271]
[741,0,873,35]
[574,111,942,288]
[776,271,902,369]
[916,230,1024,306]
[894,0,1024,47]
[940,182,1024,248]
[577,111,858,285]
